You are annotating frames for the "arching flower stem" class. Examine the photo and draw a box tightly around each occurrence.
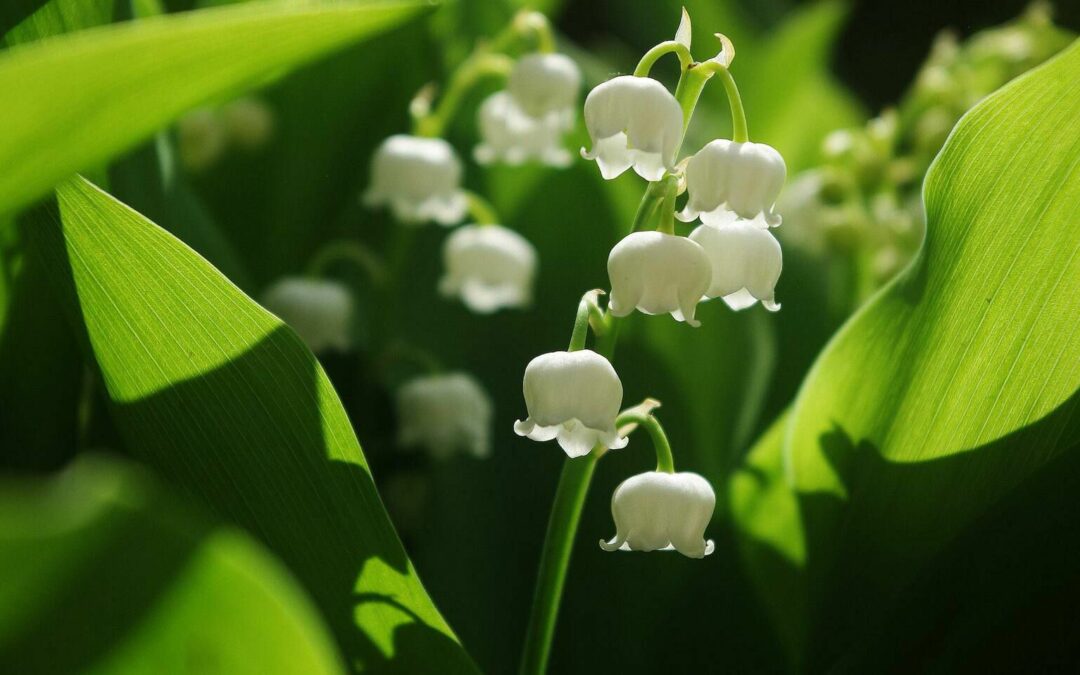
[464,190,501,225]
[675,60,749,144]
[377,340,445,379]
[568,290,609,351]
[658,178,679,234]
[632,176,677,232]
[306,239,387,285]
[713,65,749,143]
[503,10,557,54]
[614,411,676,473]
[413,52,515,138]
[633,40,693,77]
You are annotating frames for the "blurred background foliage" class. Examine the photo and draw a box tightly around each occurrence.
[0,0,1077,673]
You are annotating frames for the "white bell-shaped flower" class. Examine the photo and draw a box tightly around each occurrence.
[261,277,352,353]
[607,231,712,326]
[396,373,493,459]
[689,214,782,311]
[581,76,683,181]
[514,350,628,458]
[474,91,571,167]
[600,471,716,558]
[678,139,787,227]
[439,224,537,313]
[507,53,581,121]
[363,134,467,226]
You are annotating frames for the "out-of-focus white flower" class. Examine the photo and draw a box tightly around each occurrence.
[439,224,537,313]
[363,135,467,226]
[600,471,715,558]
[396,373,493,459]
[607,231,712,326]
[678,139,786,227]
[177,108,227,172]
[474,91,571,167]
[221,97,275,150]
[261,277,352,352]
[581,76,683,181]
[689,214,782,311]
[514,350,628,458]
[507,53,581,121]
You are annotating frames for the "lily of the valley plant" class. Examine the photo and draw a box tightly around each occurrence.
[298,8,788,673]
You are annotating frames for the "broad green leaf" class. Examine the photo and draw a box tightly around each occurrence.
[0,0,428,218]
[0,454,344,674]
[2,0,114,46]
[732,40,1080,669]
[29,176,478,674]
[109,134,253,291]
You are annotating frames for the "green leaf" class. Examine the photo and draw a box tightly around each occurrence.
[731,40,1080,669]
[2,0,113,46]
[0,454,345,674]
[29,176,479,674]
[0,0,427,218]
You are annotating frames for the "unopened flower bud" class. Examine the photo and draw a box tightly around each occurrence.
[514,350,628,458]
[600,471,716,558]
[607,231,712,326]
[439,224,537,313]
[396,373,493,459]
[261,277,352,353]
[363,135,467,226]
[581,76,683,181]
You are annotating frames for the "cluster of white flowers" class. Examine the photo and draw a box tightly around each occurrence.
[511,13,796,559]
[476,54,580,167]
[363,36,582,317]
[583,78,786,313]
[513,342,714,557]
[297,13,586,464]
[582,74,787,314]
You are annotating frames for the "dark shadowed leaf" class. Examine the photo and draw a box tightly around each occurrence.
[0,454,345,674]
[731,40,1080,670]
[28,176,479,674]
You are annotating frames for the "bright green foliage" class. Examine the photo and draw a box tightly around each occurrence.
[0,454,345,674]
[732,40,1080,669]
[0,0,427,218]
[2,0,114,46]
[28,177,478,674]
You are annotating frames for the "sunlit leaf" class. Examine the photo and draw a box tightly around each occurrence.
[0,454,345,674]
[731,40,1080,669]
[28,176,479,674]
[0,0,428,218]
[1,0,112,46]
